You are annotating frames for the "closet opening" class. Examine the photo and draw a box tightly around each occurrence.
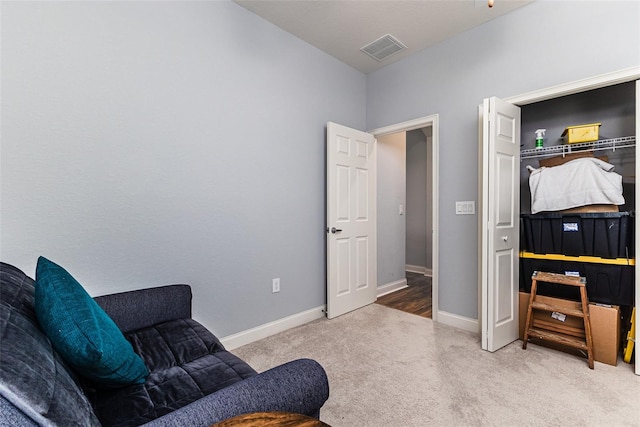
[518,81,636,302]
[480,69,639,368]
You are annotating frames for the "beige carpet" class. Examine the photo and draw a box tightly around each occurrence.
[233,304,639,427]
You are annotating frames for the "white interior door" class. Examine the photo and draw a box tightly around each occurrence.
[480,97,521,352]
[326,122,377,319]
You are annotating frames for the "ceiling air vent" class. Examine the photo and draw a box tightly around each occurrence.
[360,34,407,62]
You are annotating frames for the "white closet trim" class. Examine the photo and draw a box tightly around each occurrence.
[506,67,640,106]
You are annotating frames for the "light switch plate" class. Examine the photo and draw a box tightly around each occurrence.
[455,201,475,215]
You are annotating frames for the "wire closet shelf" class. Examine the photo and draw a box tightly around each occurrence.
[521,136,636,160]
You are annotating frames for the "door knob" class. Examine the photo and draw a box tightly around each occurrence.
[330,227,343,234]
[502,236,508,242]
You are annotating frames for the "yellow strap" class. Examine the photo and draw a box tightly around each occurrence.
[520,251,635,266]
[623,307,635,364]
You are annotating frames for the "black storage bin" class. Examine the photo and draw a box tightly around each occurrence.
[520,257,634,306]
[521,211,634,258]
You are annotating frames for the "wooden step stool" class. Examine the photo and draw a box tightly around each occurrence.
[522,271,594,369]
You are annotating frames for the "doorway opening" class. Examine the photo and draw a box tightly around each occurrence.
[369,115,439,321]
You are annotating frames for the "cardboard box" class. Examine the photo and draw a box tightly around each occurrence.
[538,152,608,168]
[561,122,601,144]
[560,204,618,213]
[519,292,620,365]
[590,303,621,366]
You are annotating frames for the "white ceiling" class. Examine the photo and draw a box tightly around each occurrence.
[234,0,534,74]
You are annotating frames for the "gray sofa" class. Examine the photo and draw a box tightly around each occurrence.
[0,262,329,426]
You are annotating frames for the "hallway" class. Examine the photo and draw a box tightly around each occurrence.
[376,272,432,318]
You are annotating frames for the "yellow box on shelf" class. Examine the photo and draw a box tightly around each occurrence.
[561,122,601,144]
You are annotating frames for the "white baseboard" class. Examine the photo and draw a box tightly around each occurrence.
[220,305,326,350]
[405,265,433,277]
[405,264,425,274]
[377,278,408,298]
[437,310,479,334]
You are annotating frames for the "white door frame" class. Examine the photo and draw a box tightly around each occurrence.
[369,114,440,322]
[492,66,640,373]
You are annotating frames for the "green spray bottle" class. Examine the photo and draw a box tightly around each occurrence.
[535,129,546,149]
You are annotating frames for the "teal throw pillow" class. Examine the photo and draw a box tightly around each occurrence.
[34,256,148,387]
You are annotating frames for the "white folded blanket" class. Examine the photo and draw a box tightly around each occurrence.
[528,157,624,214]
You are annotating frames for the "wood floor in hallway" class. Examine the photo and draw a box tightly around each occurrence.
[375,272,432,318]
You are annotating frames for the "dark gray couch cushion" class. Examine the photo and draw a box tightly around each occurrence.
[94,284,192,334]
[86,318,257,426]
[0,262,100,426]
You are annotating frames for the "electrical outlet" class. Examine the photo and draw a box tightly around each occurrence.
[272,278,280,293]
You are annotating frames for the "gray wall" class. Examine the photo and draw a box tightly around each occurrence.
[405,129,429,270]
[366,0,640,319]
[377,133,406,286]
[1,1,366,337]
[3,0,638,336]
